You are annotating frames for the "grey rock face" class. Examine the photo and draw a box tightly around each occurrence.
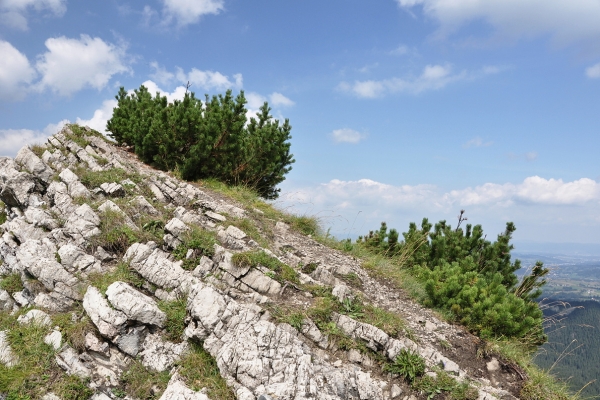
[139,333,189,372]
[0,290,15,311]
[55,346,91,378]
[0,330,18,367]
[106,281,166,327]
[15,147,53,183]
[59,168,90,199]
[17,309,52,326]
[83,286,127,339]
[100,182,125,197]
[125,242,197,292]
[159,374,211,400]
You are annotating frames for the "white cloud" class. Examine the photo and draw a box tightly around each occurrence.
[35,35,130,96]
[160,0,224,27]
[445,177,600,206]
[396,0,600,49]
[149,62,176,85]
[36,35,130,96]
[463,137,493,148]
[176,67,242,92]
[586,62,600,78]
[0,120,68,157]
[76,99,118,135]
[339,64,466,98]
[269,92,294,107]
[138,80,188,103]
[389,45,409,56]
[0,40,36,101]
[331,128,366,144]
[0,0,66,30]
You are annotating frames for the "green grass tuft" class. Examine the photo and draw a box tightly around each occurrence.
[384,348,426,383]
[88,261,145,294]
[120,360,170,399]
[158,297,188,342]
[176,342,236,399]
[0,273,24,294]
[232,250,299,284]
[172,227,218,270]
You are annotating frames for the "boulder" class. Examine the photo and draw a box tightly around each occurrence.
[106,281,166,327]
[83,286,127,339]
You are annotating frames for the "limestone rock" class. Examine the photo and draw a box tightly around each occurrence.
[159,373,211,400]
[44,330,63,350]
[139,333,189,372]
[0,330,17,367]
[100,182,125,197]
[83,286,127,339]
[15,147,53,182]
[129,195,159,216]
[55,346,91,378]
[106,281,166,327]
[85,333,110,357]
[17,309,52,326]
[0,289,15,311]
[59,168,90,199]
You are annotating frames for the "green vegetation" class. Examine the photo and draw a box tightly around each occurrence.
[158,297,188,342]
[119,360,170,399]
[412,369,479,400]
[64,123,107,148]
[52,307,96,352]
[176,342,236,399]
[357,214,548,344]
[29,144,46,158]
[535,300,600,397]
[0,310,94,399]
[107,85,294,199]
[0,200,6,225]
[0,273,24,294]
[88,261,145,293]
[384,348,426,383]
[232,250,299,284]
[75,167,142,190]
[91,209,152,255]
[172,227,218,270]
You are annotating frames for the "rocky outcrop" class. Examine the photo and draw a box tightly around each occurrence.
[0,126,522,399]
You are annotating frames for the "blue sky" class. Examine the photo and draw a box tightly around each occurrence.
[1,0,599,249]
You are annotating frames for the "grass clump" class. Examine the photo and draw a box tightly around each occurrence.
[0,273,23,294]
[412,370,479,400]
[384,348,426,383]
[266,304,306,330]
[88,261,145,293]
[228,217,270,247]
[53,375,94,400]
[75,167,143,190]
[29,143,47,158]
[120,360,170,399]
[91,209,150,255]
[52,307,96,352]
[0,311,63,399]
[158,297,187,342]
[173,227,218,270]
[64,123,107,148]
[176,342,235,399]
[0,201,6,225]
[232,250,299,284]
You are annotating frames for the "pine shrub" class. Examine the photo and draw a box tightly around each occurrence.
[106,86,294,199]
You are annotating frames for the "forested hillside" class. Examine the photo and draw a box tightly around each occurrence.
[536,300,600,397]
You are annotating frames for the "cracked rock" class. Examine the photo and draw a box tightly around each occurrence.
[106,281,166,327]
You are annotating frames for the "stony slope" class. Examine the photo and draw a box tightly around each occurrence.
[0,125,522,399]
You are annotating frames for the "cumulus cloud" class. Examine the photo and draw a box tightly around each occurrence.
[463,137,493,148]
[396,0,600,49]
[286,176,600,216]
[586,62,600,78]
[269,92,295,107]
[149,61,176,85]
[0,40,36,101]
[445,177,600,206]
[0,120,68,157]
[339,64,503,98]
[0,0,66,30]
[160,0,224,27]
[338,64,462,98]
[35,35,130,96]
[76,99,118,135]
[331,129,366,144]
[389,45,409,56]
[175,67,242,91]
